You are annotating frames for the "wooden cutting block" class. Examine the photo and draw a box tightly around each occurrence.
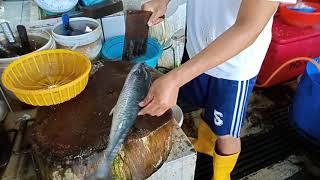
[27,61,175,180]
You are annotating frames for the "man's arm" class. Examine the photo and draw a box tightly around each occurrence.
[170,0,279,87]
[139,0,280,116]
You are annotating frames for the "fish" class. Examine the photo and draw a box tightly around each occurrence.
[95,62,152,179]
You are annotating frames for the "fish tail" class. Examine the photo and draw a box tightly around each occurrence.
[96,159,111,179]
[96,148,123,178]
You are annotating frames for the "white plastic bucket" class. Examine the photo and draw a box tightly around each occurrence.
[0,29,56,74]
[52,17,103,61]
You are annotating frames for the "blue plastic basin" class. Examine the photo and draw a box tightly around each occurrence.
[291,58,320,142]
[101,35,163,68]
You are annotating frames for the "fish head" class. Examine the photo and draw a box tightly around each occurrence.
[131,63,151,82]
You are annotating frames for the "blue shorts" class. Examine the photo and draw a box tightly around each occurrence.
[180,74,256,138]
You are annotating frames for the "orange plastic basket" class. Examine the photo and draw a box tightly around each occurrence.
[1,49,91,106]
[279,2,320,27]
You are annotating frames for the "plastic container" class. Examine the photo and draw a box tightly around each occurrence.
[304,0,320,2]
[0,29,56,75]
[1,49,91,106]
[34,0,78,13]
[171,105,184,127]
[279,2,320,27]
[79,0,105,7]
[287,2,317,13]
[288,7,316,13]
[257,17,320,87]
[101,35,163,68]
[80,1,123,19]
[291,58,320,142]
[52,17,103,61]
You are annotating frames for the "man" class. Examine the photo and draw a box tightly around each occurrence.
[139,0,296,179]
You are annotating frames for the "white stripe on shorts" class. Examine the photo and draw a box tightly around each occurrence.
[234,80,247,137]
[230,80,249,137]
[230,81,242,136]
[236,80,250,137]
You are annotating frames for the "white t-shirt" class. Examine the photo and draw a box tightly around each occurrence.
[186,0,296,80]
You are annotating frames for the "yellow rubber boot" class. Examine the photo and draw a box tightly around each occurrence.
[192,119,217,156]
[212,150,240,180]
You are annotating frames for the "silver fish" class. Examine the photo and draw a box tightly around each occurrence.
[95,63,152,179]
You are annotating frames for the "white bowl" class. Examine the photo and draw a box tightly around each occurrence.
[171,105,184,127]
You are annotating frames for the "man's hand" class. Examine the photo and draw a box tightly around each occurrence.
[142,0,170,26]
[138,73,180,116]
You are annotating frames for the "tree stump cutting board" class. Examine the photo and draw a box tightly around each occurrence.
[28,61,175,180]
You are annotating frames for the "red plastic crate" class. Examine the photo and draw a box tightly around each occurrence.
[257,16,320,87]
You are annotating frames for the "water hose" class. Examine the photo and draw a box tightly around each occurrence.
[256,57,320,88]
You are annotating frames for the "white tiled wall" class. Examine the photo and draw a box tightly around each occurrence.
[0,0,40,32]
[101,14,125,40]
[149,1,187,68]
